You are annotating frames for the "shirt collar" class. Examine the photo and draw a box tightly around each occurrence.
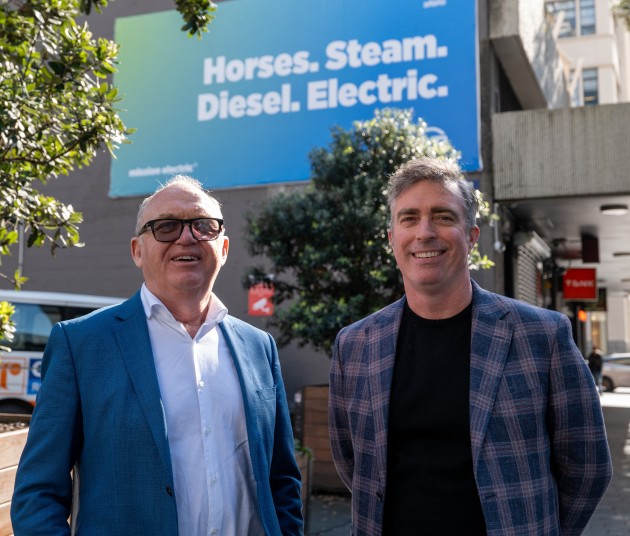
[140,283,228,326]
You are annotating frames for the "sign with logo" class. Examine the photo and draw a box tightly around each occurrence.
[248,284,274,316]
[563,268,597,301]
[110,0,480,196]
[0,358,26,395]
[27,358,42,395]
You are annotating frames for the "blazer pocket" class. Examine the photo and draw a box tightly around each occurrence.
[257,386,276,400]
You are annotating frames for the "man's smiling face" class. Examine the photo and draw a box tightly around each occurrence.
[388,179,479,299]
[130,184,228,302]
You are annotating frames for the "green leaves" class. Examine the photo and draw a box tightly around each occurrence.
[1,1,122,291]
[614,0,630,31]
[175,0,217,37]
[0,0,217,351]
[0,300,16,353]
[245,108,495,356]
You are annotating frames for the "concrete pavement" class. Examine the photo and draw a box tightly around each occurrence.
[306,388,630,535]
[306,492,351,535]
[584,387,630,535]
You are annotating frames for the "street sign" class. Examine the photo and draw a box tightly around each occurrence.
[248,284,274,316]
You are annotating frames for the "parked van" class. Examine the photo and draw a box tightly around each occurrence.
[0,290,123,414]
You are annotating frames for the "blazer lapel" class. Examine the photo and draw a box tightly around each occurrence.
[469,283,513,467]
[367,298,405,487]
[218,318,253,389]
[113,293,173,474]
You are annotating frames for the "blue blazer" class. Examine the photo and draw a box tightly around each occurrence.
[329,281,612,536]
[11,292,302,535]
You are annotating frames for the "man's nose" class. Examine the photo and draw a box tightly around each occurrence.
[177,222,198,243]
[415,218,437,240]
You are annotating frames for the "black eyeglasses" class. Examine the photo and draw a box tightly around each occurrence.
[138,218,224,242]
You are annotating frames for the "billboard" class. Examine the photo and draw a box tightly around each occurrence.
[110,0,480,196]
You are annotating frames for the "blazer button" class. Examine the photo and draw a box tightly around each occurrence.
[166,485,173,496]
[376,492,383,502]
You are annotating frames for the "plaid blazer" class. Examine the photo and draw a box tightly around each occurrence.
[329,281,612,536]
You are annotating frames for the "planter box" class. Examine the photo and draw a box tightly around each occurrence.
[301,385,345,492]
[0,422,29,536]
[295,450,313,526]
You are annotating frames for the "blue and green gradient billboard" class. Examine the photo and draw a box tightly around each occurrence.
[111,0,480,196]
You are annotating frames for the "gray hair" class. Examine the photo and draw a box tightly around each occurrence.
[135,175,222,235]
[387,157,479,232]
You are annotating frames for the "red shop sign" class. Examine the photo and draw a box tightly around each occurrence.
[563,268,597,301]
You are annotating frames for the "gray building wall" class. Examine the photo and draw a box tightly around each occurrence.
[493,103,630,200]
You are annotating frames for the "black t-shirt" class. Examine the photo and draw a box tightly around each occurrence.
[383,301,486,535]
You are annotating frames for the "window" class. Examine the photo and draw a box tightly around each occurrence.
[546,0,596,37]
[569,68,583,106]
[583,68,599,105]
[579,0,595,35]
[6,303,99,351]
[547,0,577,37]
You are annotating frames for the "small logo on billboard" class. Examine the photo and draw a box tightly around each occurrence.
[248,284,274,316]
[425,125,449,143]
[423,0,447,8]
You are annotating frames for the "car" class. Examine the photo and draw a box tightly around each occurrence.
[0,290,123,414]
[601,353,630,393]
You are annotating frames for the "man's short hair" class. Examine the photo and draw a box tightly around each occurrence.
[135,175,221,235]
[387,157,479,232]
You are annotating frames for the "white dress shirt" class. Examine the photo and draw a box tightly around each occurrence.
[141,285,264,536]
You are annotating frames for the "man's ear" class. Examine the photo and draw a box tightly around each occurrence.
[220,236,229,266]
[468,225,480,252]
[130,236,142,269]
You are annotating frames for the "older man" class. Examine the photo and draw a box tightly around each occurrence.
[12,176,302,535]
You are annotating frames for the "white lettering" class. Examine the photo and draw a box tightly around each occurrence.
[257,55,275,79]
[203,57,226,84]
[325,35,446,71]
[567,280,595,287]
[225,59,245,82]
[361,42,382,66]
[307,71,447,111]
[198,84,299,121]
[307,80,330,110]
[202,51,315,85]
[325,41,347,70]
[382,40,402,64]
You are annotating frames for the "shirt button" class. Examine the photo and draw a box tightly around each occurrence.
[211,529,218,535]
[211,477,217,485]
[199,380,205,388]
[204,427,211,436]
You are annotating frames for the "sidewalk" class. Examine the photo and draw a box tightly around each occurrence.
[306,492,351,535]
[583,388,630,535]
[306,388,630,535]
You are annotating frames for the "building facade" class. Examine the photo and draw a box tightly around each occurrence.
[4,0,630,402]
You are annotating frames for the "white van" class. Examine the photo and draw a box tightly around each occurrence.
[0,290,123,414]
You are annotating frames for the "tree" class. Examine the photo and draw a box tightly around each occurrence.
[614,0,630,31]
[0,0,216,345]
[245,108,494,356]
